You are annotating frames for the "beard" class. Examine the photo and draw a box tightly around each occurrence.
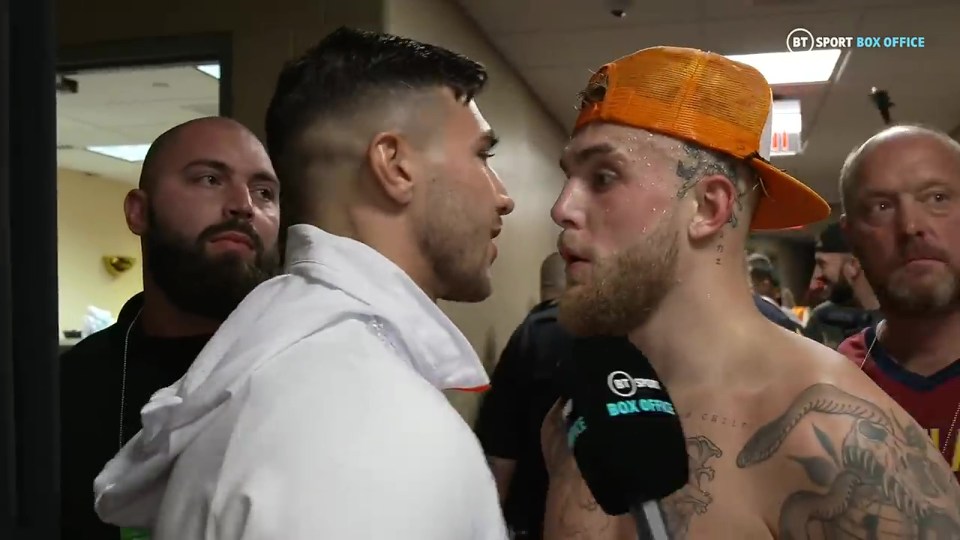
[827,274,855,305]
[875,263,960,316]
[558,219,679,337]
[416,178,493,303]
[144,206,280,320]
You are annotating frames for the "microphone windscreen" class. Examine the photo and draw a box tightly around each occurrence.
[562,336,689,516]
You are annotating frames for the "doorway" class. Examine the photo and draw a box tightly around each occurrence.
[56,62,222,347]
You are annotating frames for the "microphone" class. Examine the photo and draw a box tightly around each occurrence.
[560,337,689,540]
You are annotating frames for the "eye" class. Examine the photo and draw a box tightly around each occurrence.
[253,187,277,202]
[931,191,949,203]
[197,174,220,186]
[478,150,496,161]
[868,200,890,213]
[592,169,617,188]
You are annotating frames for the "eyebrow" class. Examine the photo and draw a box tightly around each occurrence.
[183,159,279,186]
[913,178,952,192]
[559,143,617,175]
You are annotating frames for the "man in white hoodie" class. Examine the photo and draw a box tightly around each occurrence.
[93,27,515,539]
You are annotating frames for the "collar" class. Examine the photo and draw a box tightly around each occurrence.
[864,321,960,391]
[284,224,489,392]
[760,295,779,306]
[118,293,145,323]
[530,298,559,313]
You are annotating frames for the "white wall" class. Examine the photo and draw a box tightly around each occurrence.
[386,0,567,423]
[57,168,143,336]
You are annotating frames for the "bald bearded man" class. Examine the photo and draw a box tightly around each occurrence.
[542,47,960,539]
[61,117,280,539]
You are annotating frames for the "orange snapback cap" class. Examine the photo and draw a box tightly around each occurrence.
[574,46,830,230]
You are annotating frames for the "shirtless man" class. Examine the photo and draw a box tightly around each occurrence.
[542,46,960,539]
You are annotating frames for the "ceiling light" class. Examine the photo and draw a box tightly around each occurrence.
[86,144,151,162]
[726,50,842,85]
[770,99,802,157]
[196,64,221,80]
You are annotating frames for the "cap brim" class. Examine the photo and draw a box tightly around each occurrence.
[749,158,831,230]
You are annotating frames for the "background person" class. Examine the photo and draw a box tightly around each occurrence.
[839,124,960,481]
[60,116,281,539]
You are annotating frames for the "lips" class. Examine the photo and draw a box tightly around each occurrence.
[902,243,948,264]
[558,245,588,264]
[905,256,944,264]
[209,231,254,249]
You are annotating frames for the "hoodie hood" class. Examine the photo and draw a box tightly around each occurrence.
[93,224,489,527]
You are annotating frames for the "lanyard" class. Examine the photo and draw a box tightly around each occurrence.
[120,527,151,540]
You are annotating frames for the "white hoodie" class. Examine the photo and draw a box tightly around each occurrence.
[93,224,508,540]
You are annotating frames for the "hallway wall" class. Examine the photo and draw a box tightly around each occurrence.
[56,169,142,336]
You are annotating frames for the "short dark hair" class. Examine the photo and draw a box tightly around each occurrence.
[265,27,488,171]
[815,222,849,254]
[750,266,778,287]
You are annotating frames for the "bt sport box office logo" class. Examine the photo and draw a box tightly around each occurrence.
[786,28,926,52]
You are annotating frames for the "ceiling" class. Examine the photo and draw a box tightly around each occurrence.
[458,0,960,218]
[56,64,219,184]
[54,2,959,235]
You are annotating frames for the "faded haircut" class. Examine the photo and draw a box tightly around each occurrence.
[264,27,488,225]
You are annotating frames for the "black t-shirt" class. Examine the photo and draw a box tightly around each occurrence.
[475,301,561,537]
[474,301,652,538]
[60,294,210,539]
[803,300,881,349]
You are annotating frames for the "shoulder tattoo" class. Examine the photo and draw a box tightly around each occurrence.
[737,383,960,538]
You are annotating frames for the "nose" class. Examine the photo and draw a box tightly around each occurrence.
[895,198,930,238]
[551,181,579,228]
[224,182,255,220]
[489,169,515,216]
[497,192,515,216]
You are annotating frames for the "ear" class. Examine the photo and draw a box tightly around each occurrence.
[838,213,855,246]
[367,131,417,206]
[124,189,148,236]
[688,175,738,241]
[842,255,862,280]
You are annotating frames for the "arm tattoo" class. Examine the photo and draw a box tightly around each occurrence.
[543,402,617,539]
[658,435,723,538]
[736,383,960,539]
[550,460,615,539]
